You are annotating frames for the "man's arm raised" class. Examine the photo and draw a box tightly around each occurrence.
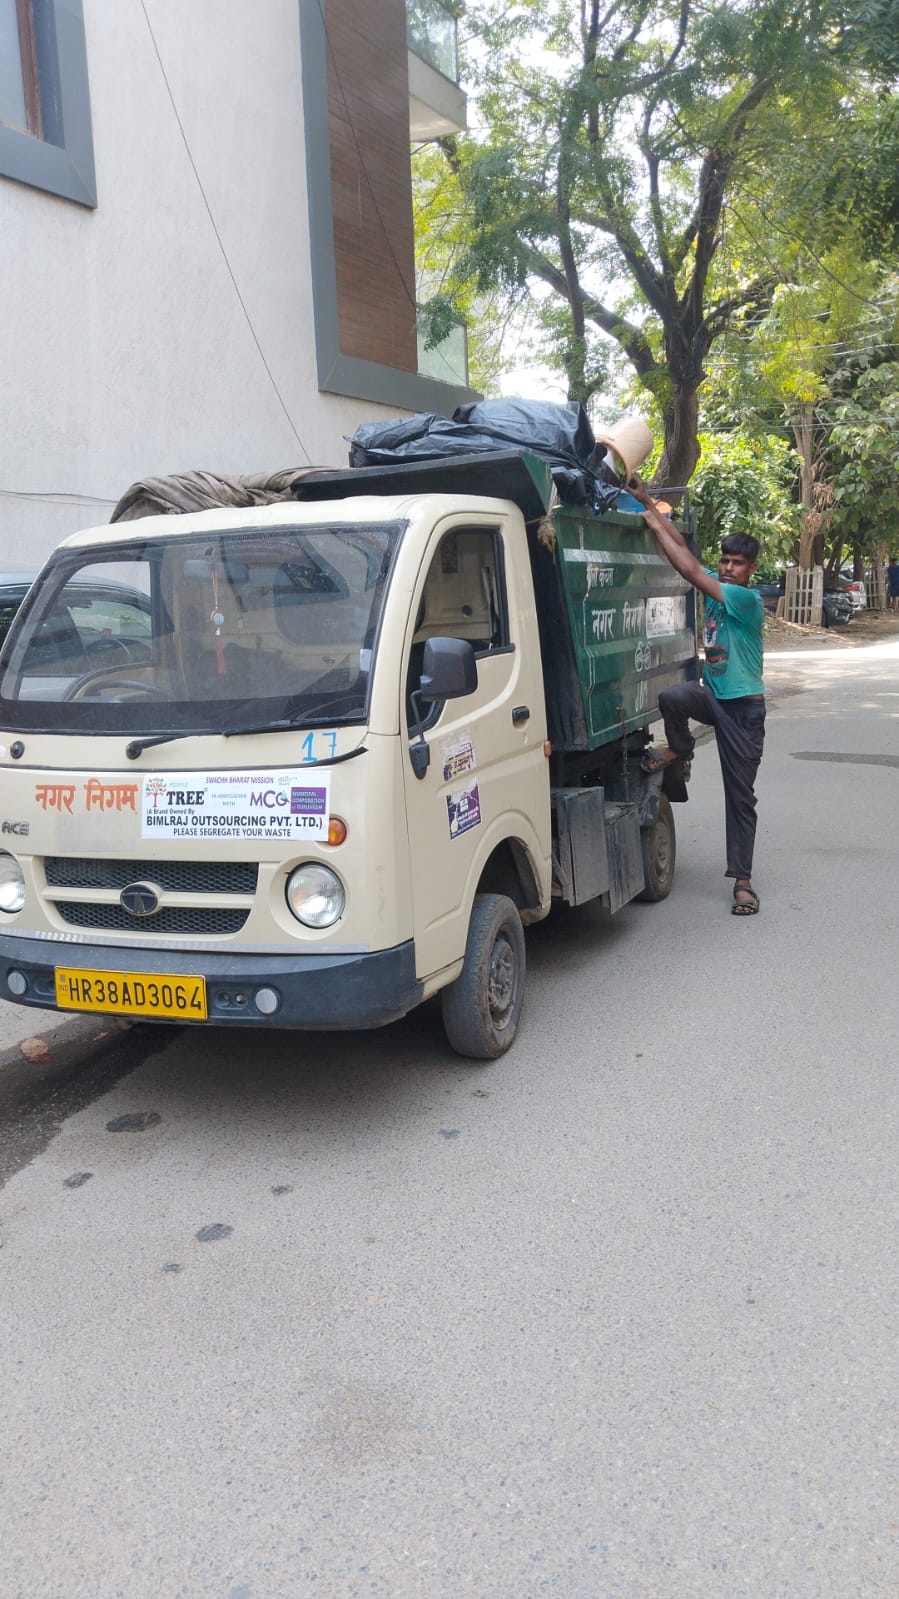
[627,476,724,604]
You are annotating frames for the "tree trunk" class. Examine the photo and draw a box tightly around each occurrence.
[873,539,887,609]
[793,403,818,569]
[650,385,701,497]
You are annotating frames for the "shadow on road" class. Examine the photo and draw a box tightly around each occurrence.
[0,896,632,1184]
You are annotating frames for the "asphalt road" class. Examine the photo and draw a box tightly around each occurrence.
[1,637,897,1599]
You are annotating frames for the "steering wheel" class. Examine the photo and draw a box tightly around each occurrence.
[84,637,132,663]
[64,669,164,702]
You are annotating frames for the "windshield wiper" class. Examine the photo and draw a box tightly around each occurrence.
[125,714,368,761]
[125,719,298,759]
[126,731,196,760]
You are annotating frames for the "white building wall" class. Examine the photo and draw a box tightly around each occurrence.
[0,0,402,567]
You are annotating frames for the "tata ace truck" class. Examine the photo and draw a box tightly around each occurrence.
[0,451,696,1057]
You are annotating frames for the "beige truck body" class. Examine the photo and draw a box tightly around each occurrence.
[0,492,556,1054]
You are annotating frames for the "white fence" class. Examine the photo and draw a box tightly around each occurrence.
[783,565,824,626]
[865,567,886,611]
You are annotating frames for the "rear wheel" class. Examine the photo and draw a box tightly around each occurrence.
[636,793,676,902]
[441,892,525,1060]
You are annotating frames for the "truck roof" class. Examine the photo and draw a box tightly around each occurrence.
[289,449,555,522]
[57,451,563,550]
[55,488,537,553]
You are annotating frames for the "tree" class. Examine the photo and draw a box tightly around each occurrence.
[825,359,899,566]
[687,433,801,566]
[701,263,898,566]
[419,0,899,489]
[413,141,543,395]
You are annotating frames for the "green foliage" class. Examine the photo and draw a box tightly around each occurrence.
[701,267,899,563]
[412,140,537,393]
[418,0,897,484]
[688,433,802,564]
[826,360,899,547]
[703,252,894,426]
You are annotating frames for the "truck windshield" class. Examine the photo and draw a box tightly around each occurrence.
[0,522,403,736]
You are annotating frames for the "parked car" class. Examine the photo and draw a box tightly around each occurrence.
[837,570,867,610]
[752,576,786,614]
[0,568,155,701]
[0,569,152,653]
[821,589,854,626]
[0,570,38,649]
[751,574,853,627]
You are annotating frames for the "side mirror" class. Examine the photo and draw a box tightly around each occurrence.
[418,636,478,701]
[408,637,478,781]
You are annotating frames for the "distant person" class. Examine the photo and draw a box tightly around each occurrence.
[628,479,765,916]
[888,556,899,613]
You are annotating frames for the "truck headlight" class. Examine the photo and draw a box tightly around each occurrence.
[0,852,25,913]
[285,863,345,928]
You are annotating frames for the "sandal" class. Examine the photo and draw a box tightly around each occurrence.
[732,882,760,916]
[641,746,689,775]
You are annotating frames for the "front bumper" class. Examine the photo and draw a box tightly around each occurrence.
[0,936,422,1030]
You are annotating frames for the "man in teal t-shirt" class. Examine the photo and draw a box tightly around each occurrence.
[701,576,765,700]
[628,480,766,916]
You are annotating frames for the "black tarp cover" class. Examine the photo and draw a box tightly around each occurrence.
[348,399,621,513]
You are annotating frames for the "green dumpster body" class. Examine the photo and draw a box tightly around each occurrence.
[529,502,699,754]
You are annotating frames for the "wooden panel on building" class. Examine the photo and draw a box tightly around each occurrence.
[325,0,418,374]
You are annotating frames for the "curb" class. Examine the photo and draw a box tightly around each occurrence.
[0,1009,131,1075]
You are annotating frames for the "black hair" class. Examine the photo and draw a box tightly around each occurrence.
[720,532,760,561]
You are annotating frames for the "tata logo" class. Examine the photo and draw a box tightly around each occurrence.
[120,882,161,918]
[250,789,289,808]
[1,820,29,836]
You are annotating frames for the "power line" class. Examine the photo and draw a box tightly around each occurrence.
[0,488,117,507]
[137,0,312,465]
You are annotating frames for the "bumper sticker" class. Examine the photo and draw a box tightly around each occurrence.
[140,769,331,840]
[447,779,481,839]
[440,729,476,783]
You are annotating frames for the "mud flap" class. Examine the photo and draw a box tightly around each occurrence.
[603,802,644,913]
[662,760,691,804]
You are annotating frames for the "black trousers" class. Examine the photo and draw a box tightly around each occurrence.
[657,682,766,879]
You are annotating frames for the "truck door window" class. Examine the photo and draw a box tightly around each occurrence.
[406,527,508,729]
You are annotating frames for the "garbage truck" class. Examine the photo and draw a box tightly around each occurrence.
[0,447,697,1058]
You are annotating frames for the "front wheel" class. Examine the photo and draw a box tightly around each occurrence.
[441,892,525,1060]
[636,793,676,902]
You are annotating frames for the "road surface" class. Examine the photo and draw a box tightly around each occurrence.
[1,635,897,1598]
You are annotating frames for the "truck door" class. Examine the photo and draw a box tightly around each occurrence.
[401,520,549,981]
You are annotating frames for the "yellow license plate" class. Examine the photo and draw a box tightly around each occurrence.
[55,967,207,1020]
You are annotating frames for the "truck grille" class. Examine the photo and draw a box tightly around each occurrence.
[43,857,258,938]
[55,903,249,935]
[45,858,258,894]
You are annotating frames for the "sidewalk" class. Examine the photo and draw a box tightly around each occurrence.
[0,994,113,1061]
[764,606,899,653]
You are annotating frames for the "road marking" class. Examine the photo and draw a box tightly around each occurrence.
[791,751,899,768]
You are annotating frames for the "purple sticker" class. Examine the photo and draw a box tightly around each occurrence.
[447,781,481,839]
[291,786,327,814]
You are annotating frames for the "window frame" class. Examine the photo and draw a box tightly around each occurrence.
[406,525,514,733]
[0,0,96,207]
[298,0,476,411]
[1,0,41,135]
